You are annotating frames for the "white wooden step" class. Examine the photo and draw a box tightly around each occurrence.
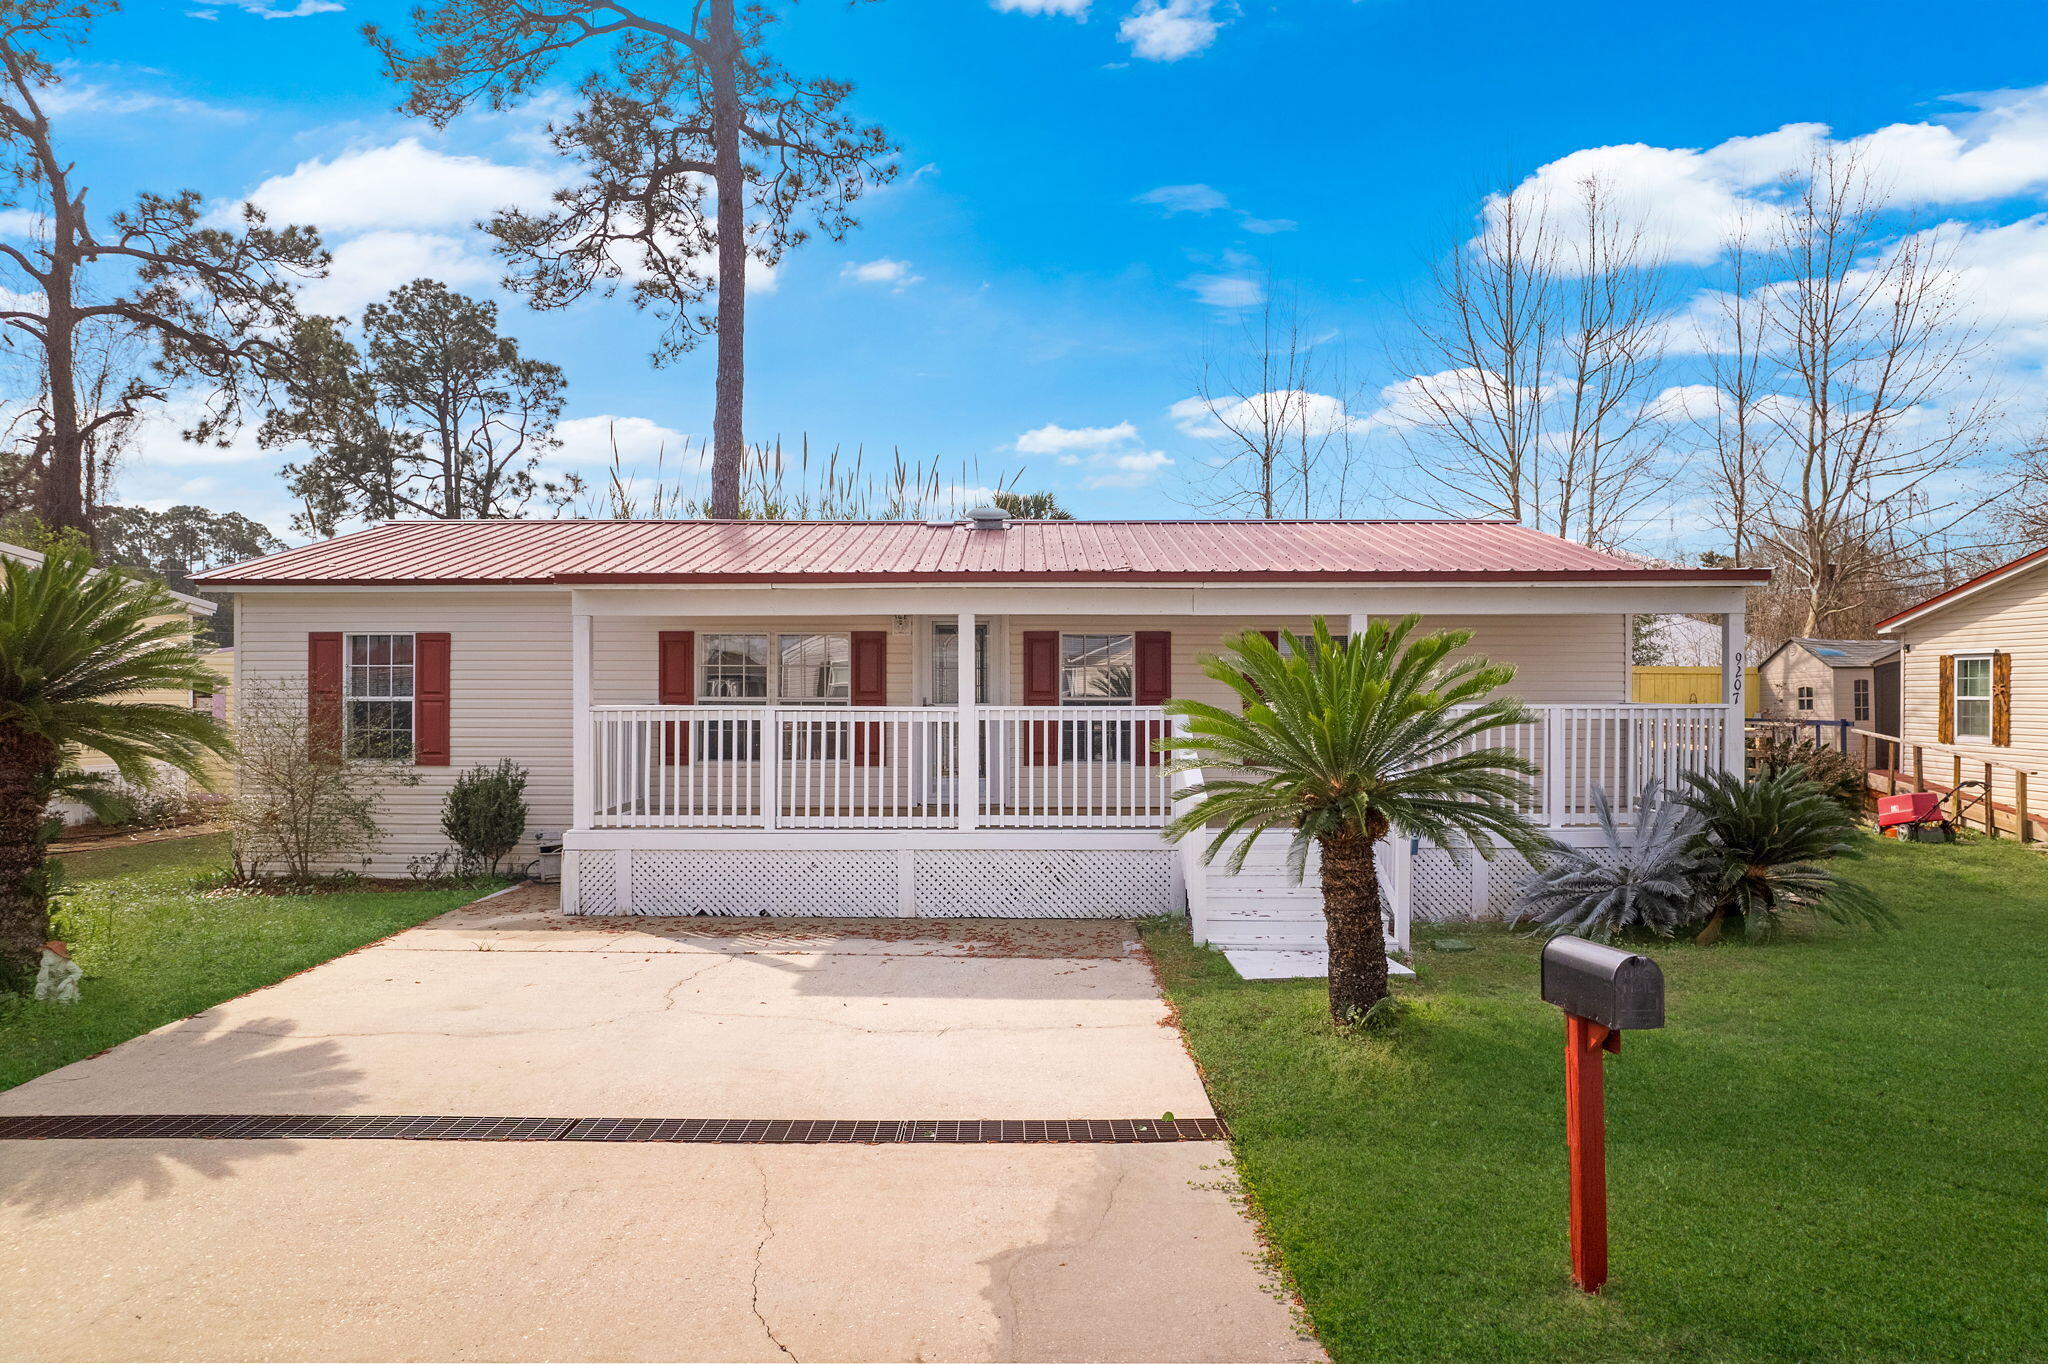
[1222,948,1415,981]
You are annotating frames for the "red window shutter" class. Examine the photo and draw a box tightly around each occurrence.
[658,631,695,764]
[1023,632,1059,704]
[1133,630,1171,766]
[1259,629,1280,646]
[308,632,343,759]
[1135,631,1172,704]
[851,631,888,765]
[851,632,888,705]
[415,632,451,766]
[1021,631,1061,766]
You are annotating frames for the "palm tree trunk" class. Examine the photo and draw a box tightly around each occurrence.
[1319,823,1392,1024]
[0,727,60,991]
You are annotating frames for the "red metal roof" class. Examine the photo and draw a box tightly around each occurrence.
[196,518,1772,587]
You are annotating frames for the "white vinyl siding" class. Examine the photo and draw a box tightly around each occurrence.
[235,591,572,875]
[232,600,1636,874]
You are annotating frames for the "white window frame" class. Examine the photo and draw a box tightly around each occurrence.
[1852,677,1871,724]
[1953,653,1995,743]
[695,631,853,762]
[1796,685,1815,712]
[344,632,416,763]
[1058,632,1136,708]
[697,631,853,706]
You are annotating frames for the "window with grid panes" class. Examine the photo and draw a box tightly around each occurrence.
[345,634,415,760]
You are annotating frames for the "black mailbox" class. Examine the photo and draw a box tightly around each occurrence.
[1541,937,1665,1031]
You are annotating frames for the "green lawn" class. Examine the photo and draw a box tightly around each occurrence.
[2,833,494,1092]
[1145,835,2048,1363]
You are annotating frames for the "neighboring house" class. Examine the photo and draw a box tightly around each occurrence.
[197,514,1763,968]
[1877,544,2048,834]
[1,540,220,820]
[1755,638,1900,728]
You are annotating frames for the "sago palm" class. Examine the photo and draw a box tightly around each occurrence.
[0,545,230,988]
[1680,767,1891,944]
[1163,617,1547,1023]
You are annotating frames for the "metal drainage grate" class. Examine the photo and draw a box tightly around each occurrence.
[0,1114,1229,1145]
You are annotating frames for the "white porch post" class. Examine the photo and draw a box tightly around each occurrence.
[571,610,593,829]
[957,611,979,830]
[1721,607,1747,773]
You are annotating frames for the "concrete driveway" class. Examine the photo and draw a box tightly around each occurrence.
[0,888,1323,1363]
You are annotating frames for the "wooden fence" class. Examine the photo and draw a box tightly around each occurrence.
[1846,727,2044,843]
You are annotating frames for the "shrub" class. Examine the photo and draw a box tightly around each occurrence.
[440,759,529,876]
[1747,727,1868,815]
[1513,780,1710,940]
[225,681,396,883]
[1680,767,1893,944]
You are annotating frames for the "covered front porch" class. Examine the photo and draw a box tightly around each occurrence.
[562,580,1749,927]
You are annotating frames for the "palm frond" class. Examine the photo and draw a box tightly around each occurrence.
[1161,614,1545,876]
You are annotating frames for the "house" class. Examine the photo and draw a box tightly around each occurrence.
[197,514,1764,964]
[2,539,222,818]
[1755,638,1900,729]
[1876,543,2048,836]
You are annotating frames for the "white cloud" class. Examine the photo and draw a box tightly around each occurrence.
[840,257,924,289]
[297,230,497,316]
[1367,367,1546,433]
[1182,270,1264,309]
[992,0,1089,13]
[1238,216,1296,235]
[550,415,701,474]
[35,78,243,121]
[229,0,345,16]
[0,209,38,240]
[1015,421,1139,454]
[245,138,558,233]
[1493,85,2048,271]
[1118,0,1220,61]
[1011,418,1168,486]
[1170,390,1369,439]
[1080,449,1173,488]
[1137,183,1229,215]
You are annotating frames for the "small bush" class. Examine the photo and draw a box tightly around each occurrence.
[1747,727,1868,815]
[226,681,395,883]
[1513,780,1710,940]
[440,759,529,877]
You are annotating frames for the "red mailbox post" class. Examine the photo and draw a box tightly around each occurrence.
[1541,937,1665,1295]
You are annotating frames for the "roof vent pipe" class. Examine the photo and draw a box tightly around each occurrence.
[965,505,1011,531]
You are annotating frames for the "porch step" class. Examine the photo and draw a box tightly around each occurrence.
[1221,948,1416,981]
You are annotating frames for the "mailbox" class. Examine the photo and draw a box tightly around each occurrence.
[1541,937,1665,1032]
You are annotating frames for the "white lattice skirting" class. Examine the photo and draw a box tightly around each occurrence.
[565,846,1177,918]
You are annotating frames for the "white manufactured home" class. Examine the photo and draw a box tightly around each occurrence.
[200,515,1762,969]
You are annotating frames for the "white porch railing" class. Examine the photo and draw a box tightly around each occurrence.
[587,702,1731,831]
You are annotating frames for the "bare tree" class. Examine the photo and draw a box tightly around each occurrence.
[1748,150,2017,635]
[1685,218,1771,563]
[1396,176,1673,548]
[0,2,327,540]
[369,0,898,520]
[1396,186,1553,525]
[1178,291,1365,517]
[1548,177,1672,548]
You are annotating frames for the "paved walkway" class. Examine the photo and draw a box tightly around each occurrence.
[0,888,1323,1363]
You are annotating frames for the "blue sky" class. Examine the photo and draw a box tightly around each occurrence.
[15,0,2048,545]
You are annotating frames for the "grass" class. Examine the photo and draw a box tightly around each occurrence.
[2,833,495,1093]
[1144,834,2048,1363]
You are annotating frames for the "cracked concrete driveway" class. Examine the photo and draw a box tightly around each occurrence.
[0,888,1324,1363]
